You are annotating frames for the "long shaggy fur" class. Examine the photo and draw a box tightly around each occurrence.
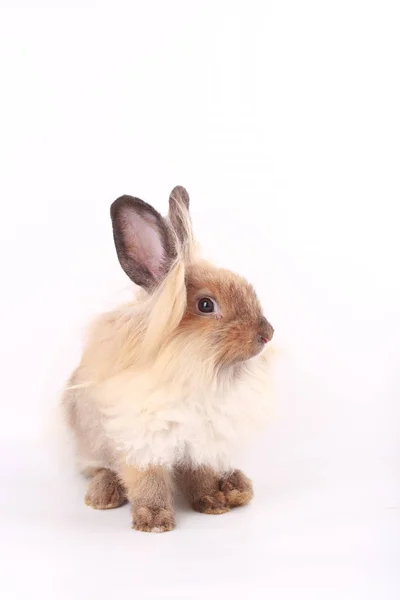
[62,186,275,477]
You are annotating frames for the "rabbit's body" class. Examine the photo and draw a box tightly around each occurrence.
[64,328,272,476]
[63,187,275,532]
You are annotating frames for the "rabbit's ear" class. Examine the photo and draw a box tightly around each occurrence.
[168,185,191,244]
[110,195,175,290]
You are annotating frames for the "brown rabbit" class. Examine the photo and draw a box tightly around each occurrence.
[62,186,274,532]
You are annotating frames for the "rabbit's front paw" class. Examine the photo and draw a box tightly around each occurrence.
[132,506,175,533]
[85,469,127,510]
[193,491,229,515]
[219,470,253,508]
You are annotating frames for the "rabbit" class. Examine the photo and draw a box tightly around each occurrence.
[62,185,275,532]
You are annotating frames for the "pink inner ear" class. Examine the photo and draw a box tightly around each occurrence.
[123,211,165,279]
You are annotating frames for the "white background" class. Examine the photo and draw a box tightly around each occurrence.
[0,1,399,598]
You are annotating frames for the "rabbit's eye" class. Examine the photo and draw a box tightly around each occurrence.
[197,297,215,313]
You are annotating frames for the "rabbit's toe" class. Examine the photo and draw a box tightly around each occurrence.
[219,470,253,507]
[132,506,175,533]
[192,491,230,514]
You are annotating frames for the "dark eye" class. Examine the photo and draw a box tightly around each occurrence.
[197,297,215,313]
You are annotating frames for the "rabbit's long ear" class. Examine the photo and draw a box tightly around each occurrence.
[110,195,175,290]
[168,185,192,245]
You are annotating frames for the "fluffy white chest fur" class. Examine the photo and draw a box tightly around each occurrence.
[95,349,274,470]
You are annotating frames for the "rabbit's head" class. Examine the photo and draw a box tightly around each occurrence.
[110,186,274,370]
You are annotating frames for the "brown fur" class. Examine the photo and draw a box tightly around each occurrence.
[85,469,127,509]
[177,465,230,514]
[177,466,254,513]
[220,470,254,507]
[120,465,175,532]
[181,262,274,365]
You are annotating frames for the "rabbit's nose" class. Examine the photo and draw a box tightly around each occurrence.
[257,318,274,344]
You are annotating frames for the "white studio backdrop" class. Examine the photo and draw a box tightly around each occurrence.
[0,1,399,599]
